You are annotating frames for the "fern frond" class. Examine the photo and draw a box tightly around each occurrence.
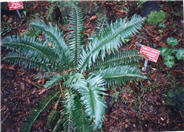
[63,89,90,132]
[2,52,49,71]
[68,4,84,66]
[90,50,142,71]
[44,74,68,89]
[35,72,57,80]
[72,94,91,132]
[63,90,76,132]
[71,74,107,130]
[46,2,57,22]
[97,66,147,86]
[2,36,61,71]
[78,15,143,72]
[46,94,61,129]
[22,90,60,132]
[29,20,72,66]
[52,117,63,132]
[2,36,58,61]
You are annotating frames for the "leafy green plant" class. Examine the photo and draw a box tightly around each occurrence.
[164,55,175,68]
[2,4,146,132]
[146,10,165,25]
[166,88,184,114]
[176,48,184,60]
[159,37,183,68]
[167,37,178,46]
[158,29,163,34]
[46,1,73,24]
[158,23,166,34]
[158,23,166,28]
[135,0,147,8]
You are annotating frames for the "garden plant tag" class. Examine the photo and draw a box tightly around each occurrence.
[8,2,24,10]
[140,45,160,63]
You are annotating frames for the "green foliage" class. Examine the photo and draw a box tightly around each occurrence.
[166,88,184,114]
[159,47,175,68]
[22,90,60,132]
[69,74,107,130]
[90,50,142,71]
[158,23,166,34]
[91,11,109,38]
[159,47,170,56]
[78,14,143,72]
[97,66,146,87]
[167,37,178,46]
[159,37,182,68]
[147,10,165,25]
[46,1,73,23]
[44,74,67,89]
[135,0,147,8]
[2,4,145,132]
[164,55,175,68]
[46,94,61,129]
[68,4,84,65]
[158,23,166,28]
[176,48,184,60]
[158,29,163,34]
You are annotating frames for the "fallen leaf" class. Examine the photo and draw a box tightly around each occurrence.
[119,9,127,14]
[38,89,47,95]
[85,29,93,35]
[151,72,156,79]
[158,42,166,47]
[41,78,45,85]
[90,15,97,21]
[27,98,30,105]
[20,82,25,91]
[48,42,52,47]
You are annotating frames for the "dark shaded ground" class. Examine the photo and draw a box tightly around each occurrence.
[1,1,184,132]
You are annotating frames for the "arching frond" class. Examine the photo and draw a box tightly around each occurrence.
[44,74,68,89]
[2,4,146,131]
[78,15,143,72]
[52,117,63,132]
[71,74,107,130]
[63,90,76,132]
[29,20,72,66]
[2,36,58,61]
[52,89,91,132]
[2,36,61,71]
[22,90,60,132]
[71,94,91,132]
[46,94,61,129]
[68,4,84,66]
[89,50,142,72]
[2,52,49,71]
[97,66,147,87]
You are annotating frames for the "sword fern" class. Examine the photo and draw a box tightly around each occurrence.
[2,4,146,132]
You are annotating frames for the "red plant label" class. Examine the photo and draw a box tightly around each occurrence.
[140,45,160,63]
[8,2,24,10]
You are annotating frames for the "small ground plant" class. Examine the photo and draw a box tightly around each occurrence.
[159,37,184,68]
[2,4,146,132]
[146,10,165,25]
[166,88,184,114]
[158,23,166,34]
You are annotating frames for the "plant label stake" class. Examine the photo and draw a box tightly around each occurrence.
[142,59,149,72]
[8,2,24,19]
[136,42,160,72]
[16,10,22,19]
